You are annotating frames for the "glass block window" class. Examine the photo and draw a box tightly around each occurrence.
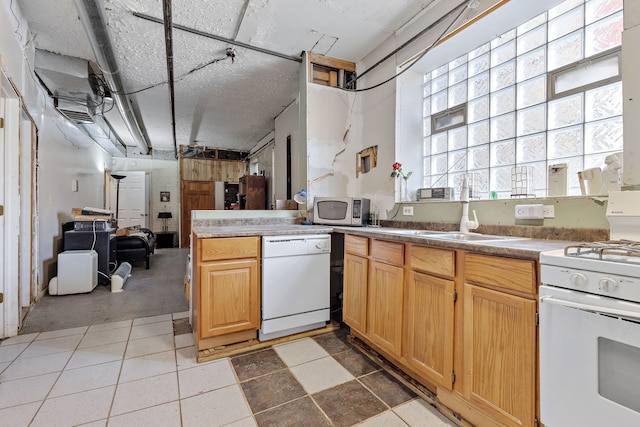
[422,0,623,198]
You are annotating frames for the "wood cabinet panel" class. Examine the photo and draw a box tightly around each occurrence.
[199,259,259,338]
[406,271,455,390]
[409,245,455,278]
[370,239,404,266]
[367,260,404,356]
[200,236,259,261]
[343,253,368,334]
[464,253,537,294]
[463,283,537,427]
[345,234,368,257]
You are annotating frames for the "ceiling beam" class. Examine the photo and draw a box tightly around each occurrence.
[162,0,178,159]
[133,12,302,63]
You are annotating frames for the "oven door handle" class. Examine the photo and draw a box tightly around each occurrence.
[540,296,640,321]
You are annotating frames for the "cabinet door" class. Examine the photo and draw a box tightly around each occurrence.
[463,284,537,427]
[199,259,259,339]
[367,260,404,357]
[343,253,368,334]
[406,271,455,390]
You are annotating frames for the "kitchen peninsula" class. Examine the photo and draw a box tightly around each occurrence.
[189,209,588,427]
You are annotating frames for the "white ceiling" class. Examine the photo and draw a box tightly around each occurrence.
[15,0,456,156]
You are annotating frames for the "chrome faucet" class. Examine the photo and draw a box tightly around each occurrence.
[460,176,479,233]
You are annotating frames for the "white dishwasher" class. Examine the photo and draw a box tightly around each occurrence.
[260,234,331,341]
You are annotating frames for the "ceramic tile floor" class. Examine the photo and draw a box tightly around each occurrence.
[0,314,457,426]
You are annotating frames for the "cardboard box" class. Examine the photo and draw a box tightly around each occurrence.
[71,207,112,221]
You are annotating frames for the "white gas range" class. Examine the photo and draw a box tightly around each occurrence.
[539,191,640,427]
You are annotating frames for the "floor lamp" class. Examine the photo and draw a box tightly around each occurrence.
[111,174,126,228]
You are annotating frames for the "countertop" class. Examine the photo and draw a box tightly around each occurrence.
[193,223,575,261]
[192,224,333,238]
[332,226,574,261]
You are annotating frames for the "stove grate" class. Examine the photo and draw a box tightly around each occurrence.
[565,240,640,263]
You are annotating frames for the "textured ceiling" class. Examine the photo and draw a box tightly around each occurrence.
[16,0,448,155]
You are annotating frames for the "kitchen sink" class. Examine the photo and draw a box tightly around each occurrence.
[426,233,526,241]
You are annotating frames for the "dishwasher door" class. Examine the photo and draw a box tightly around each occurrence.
[261,235,330,340]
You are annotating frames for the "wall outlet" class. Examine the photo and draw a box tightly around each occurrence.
[403,206,414,216]
[515,204,544,219]
[543,205,555,218]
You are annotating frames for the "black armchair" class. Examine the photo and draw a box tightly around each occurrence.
[115,228,156,269]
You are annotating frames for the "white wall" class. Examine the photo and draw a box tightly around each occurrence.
[111,158,179,233]
[1,2,113,300]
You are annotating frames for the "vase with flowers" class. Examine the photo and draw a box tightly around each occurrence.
[391,162,412,202]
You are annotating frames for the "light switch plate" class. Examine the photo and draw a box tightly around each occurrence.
[403,206,414,216]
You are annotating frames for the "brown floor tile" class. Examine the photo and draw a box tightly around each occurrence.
[254,396,331,427]
[333,348,380,377]
[313,329,351,355]
[312,380,387,427]
[359,370,417,407]
[241,369,307,413]
[231,348,287,381]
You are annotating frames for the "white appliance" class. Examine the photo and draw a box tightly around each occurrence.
[50,250,98,295]
[539,191,640,426]
[260,234,331,341]
[313,197,370,226]
[577,167,603,195]
[547,163,567,197]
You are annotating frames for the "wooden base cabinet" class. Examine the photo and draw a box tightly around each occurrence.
[342,234,540,427]
[193,236,260,350]
[462,284,537,427]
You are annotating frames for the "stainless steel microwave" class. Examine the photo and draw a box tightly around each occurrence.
[313,197,370,226]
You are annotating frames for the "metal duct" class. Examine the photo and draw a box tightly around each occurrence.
[73,0,151,154]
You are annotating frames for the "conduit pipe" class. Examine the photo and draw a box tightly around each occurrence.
[74,0,151,154]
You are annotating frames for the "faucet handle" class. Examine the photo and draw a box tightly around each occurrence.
[468,209,479,230]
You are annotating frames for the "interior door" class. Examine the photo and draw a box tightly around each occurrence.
[181,181,215,248]
[110,171,147,228]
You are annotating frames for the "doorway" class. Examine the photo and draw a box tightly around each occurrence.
[108,171,149,228]
[180,181,214,247]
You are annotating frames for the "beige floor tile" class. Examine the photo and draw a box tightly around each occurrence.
[36,326,88,340]
[0,361,10,374]
[172,311,189,320]
[0,401,41,427]
[0,333,39,346]
[2,350,72,381]
[273,338,330,367]
[132,314,172,326]
[174,332,194,349]
[66,341,127,370]
[49,360,122,398]
[0,373,57,409]
[77,420,107,427]
[125,333,174,359]
[181,384,252,427]
[178,358,236,398]
[87,319,132,333]
[119,350,176,383]
[78,327,131,349]
[111,372,179,416]
[394,399,456,426]
[175,345,199,371]
[290,356,354,394]
[30,386,115,426]
[225,417,258,427]
[356,411,410,427]
[18,334,83,359]
[108,401,181,427]
[129,320,173,340]
[0,342,29,363]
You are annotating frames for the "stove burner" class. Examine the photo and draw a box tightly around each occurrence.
[565,240,640,264]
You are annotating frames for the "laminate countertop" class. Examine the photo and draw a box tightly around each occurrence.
[332,226,575,261]
[193,223,575,261]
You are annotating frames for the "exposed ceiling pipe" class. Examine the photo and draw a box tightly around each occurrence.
[133,12,302,63]
[74,0,151,155]
[162,0,178,159]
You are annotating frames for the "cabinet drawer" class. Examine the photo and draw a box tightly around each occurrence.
[464,253,537,294]
[200,237,259,261]
[371,239,404,266]
[409,245,455,278]
[345,235,369,257]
